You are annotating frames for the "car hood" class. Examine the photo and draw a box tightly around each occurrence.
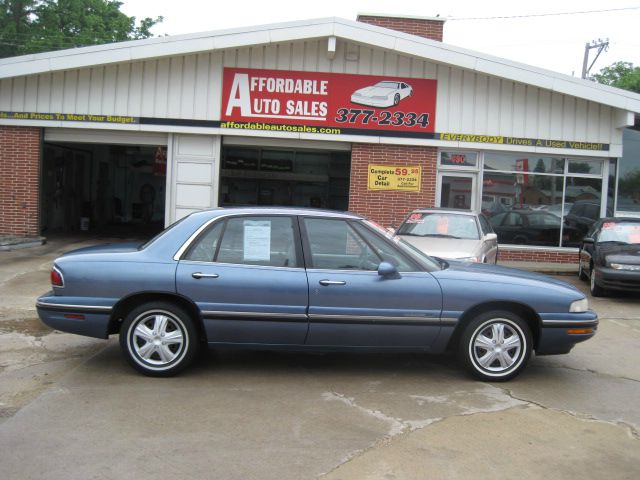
[435,260,581,292]
[399,236,483,259]
[600,243,640,265]
[354,85,393,96]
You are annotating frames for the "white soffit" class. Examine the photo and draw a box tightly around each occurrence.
[1,17,639,113]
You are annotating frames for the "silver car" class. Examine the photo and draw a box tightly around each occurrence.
[396,208,499,263]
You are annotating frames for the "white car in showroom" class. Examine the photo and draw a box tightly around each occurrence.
[350,81,413,108]
[395,208,499,264]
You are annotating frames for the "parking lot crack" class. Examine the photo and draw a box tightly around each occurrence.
[318,388,530,478]
[542,363,640,384]
[498,386,640,441]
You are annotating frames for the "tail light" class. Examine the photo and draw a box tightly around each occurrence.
[51,266,64,287]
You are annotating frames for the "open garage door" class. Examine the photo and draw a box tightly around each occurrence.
[41,129,168,238]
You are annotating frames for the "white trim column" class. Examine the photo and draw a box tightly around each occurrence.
[167,133,220,225]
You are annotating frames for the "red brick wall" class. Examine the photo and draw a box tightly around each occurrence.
[357,15,445,42]
[349,143,437,228]
[498,249,578,264]
[0,126,41,237]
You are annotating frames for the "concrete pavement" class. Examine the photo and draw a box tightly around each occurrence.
[0,238,638,480]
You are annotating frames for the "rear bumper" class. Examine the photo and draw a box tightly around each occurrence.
[36,292,113,339]
[537,311,598,355]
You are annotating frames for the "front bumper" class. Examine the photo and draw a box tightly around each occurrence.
[36,292,114,339]
[594,266,640,292]
[536,311,598,355]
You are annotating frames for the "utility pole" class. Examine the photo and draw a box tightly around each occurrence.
[582,39,609,79]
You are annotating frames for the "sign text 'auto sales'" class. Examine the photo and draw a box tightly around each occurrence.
[221,68,437,135]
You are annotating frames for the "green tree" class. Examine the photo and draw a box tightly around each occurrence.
[0,1,37,58]
[0,0,162,58]
[593,61,640,94]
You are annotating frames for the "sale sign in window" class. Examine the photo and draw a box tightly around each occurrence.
[221,68,437,137]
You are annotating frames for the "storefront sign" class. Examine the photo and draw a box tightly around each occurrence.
[437,132,608,151]
[368,165,421,192]
[0,111,137,124]
[0,110,612,152]
[221,68,437,135]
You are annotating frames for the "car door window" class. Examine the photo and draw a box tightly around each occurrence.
[303,218,381,270]
[503,213,522,227]
[216,216,299,268]
[478,215,493,235]
[352,222,417,271]
[183,220,225,262]
[489,212,506,227]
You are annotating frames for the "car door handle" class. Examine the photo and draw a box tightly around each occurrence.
[319,280,346,286]
[191,272,219,279]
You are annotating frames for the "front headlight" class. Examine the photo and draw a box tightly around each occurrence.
[458,256,480,263]
[569,298,589,313]
[610,263,640,271]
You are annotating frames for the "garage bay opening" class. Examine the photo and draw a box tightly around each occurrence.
[41,143,167,237]
[219,146,350,210]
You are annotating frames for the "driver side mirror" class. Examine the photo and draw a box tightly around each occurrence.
[485,233,498,241]
[582,237,594,245]
[378,261,401,279]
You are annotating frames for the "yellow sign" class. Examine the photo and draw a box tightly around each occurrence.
[368,164,421,192]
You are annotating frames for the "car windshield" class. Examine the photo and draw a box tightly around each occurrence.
[397,212,480,240]
[598,222,640,244]
[375,81,399,88]
[363,220,442,270]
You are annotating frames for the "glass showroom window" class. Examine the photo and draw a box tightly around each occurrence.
[617,128,640,214]
[481,152,606,247]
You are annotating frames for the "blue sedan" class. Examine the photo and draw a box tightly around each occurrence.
[37,207,597,381]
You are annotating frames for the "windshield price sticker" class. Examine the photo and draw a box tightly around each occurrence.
[221,68,436,135]
[406,213,425,224]
[368,165,422,192]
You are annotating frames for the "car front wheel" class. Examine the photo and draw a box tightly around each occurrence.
[120,302,199,376]
[458,311,532,381]
[589,266,605,297]
[578,258,588,280]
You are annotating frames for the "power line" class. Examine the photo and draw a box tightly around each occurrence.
[449,6,640,21]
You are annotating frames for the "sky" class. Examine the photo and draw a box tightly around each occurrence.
[119,0,640,77]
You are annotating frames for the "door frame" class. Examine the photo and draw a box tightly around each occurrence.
[436,172,478,211]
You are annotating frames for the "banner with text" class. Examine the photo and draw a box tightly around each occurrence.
[368,165,422,192]
[221,68,437,135]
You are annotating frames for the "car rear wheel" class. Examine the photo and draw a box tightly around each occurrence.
[458,311,532,381]
[120,302,199,376]
[393,93,400,105]
[589,266,605,297]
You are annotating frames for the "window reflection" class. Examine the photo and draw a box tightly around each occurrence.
[484,153,565,174]
[618,129,640,213]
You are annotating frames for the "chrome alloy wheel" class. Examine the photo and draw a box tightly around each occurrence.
[127,310,188,370]
[469,320,524,374]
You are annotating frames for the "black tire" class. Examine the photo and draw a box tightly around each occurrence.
[393,93,400,105]
[458,310,532,382]
[589,266,605,297]
[119,302,199,377]
[578,258,588,281]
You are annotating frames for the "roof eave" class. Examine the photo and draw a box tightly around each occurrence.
[1,17,639,113]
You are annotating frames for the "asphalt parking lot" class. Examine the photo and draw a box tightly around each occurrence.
[0,237,638,480]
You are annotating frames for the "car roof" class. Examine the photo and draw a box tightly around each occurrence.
[408,208,480,216]
[186,206,363,221]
